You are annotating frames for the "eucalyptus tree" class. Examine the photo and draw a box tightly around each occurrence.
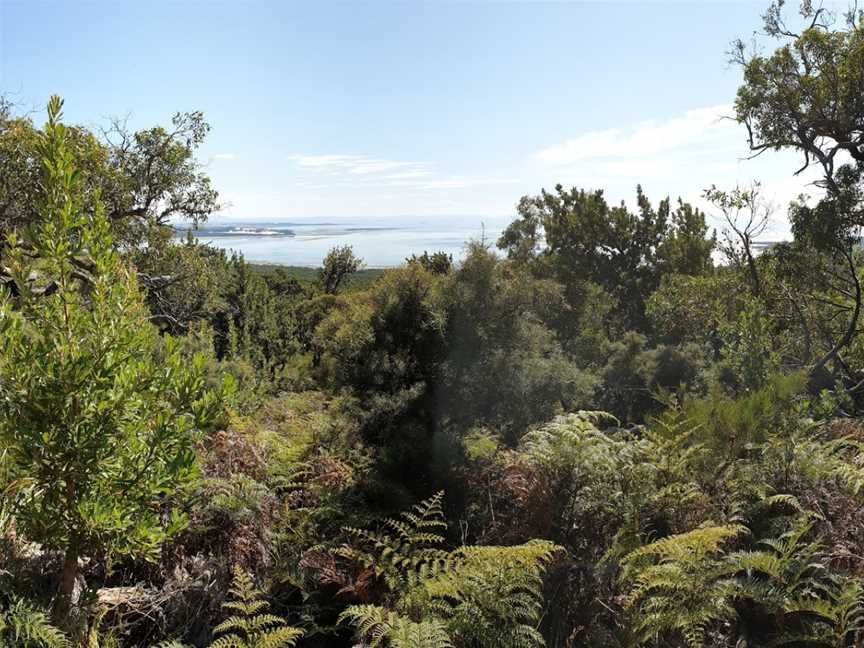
[734,1,864,384]
[0,97,218,249]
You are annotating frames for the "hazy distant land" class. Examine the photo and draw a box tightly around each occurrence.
[177,219,506,268]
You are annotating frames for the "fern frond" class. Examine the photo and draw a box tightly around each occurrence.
[254,627,303,648]
[208,566,303,648]
[1,600,69,648]
[207,637,247,648]
[339,605,452,648]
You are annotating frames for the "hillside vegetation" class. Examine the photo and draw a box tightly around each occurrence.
[1,3,864,646]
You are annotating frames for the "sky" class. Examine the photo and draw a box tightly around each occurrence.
[0,0,840,237]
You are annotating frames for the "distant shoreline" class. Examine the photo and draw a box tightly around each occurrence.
[173,219,492,268]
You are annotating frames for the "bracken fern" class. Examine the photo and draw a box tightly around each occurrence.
[0,599,68,648]
[208,566,303,648]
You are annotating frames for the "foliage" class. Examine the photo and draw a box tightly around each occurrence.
[734,2,864,183]
[438,244,596,440]
[208,566,303,648]
[734,1,864,383]
[335,493,561,648]
[0,600,68,648]
[7,6,864,646]
[498,185,714,331]
[318,246,363,295]
[99,109,219,246]
[406,252,453,276]
[622,524,745,647]
[339,606,452,648]
[0,96,218,251]
[0,98,223,614]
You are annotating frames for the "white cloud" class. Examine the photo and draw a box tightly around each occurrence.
[213,153,236,160]
[289,153,516,192]
[289,154,430,177]
[535,105,736,164]
[400,177,519,190]
[527,105,828,241]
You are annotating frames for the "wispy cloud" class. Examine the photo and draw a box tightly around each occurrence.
[289,153,516,192]
[213,152,237,161]
[289,154,431,177]
[401,177,519,190]
[535,105,736,164]
[525,105,823,239]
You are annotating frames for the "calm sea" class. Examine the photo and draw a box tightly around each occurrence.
[179,216,509,268]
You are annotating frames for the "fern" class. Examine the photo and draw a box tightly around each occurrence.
[338,605,452,648]
[208,566,303,648]
[789,429,864,495]
[622,516,864,646]
[0,599,68,648]
[338,493,560,648]
[338,491,452,596]
[426,542,559,648]
[720,518,862,646]
[789,578,864,648]
[622,525,745,647]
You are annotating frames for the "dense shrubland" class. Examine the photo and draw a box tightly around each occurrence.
[2,2,864,646]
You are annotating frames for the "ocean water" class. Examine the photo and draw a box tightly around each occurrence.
[180,217,509,267]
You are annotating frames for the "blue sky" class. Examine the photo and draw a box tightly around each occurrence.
[0,1,833,234]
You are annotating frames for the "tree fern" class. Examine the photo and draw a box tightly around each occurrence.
[208,566,303,648]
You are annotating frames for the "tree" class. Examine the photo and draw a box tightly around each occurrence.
[733,2,863,188]
[497,185,714,332]
[646,271,746,350]
[407,251,453,275]
[318,245,363,295]
[437,243,595,440]
[129,229,232,336]
[313,263,446,483]
[101,111,219,233]
[0,98,222,618]
[0,100,109,244]
[704,183,771,297]
[734,1,864,383]
[0,96,219,250]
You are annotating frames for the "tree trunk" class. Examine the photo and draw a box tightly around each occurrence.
[51,545,81,631]
[57,472,81,623]
[60,547,78,602]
